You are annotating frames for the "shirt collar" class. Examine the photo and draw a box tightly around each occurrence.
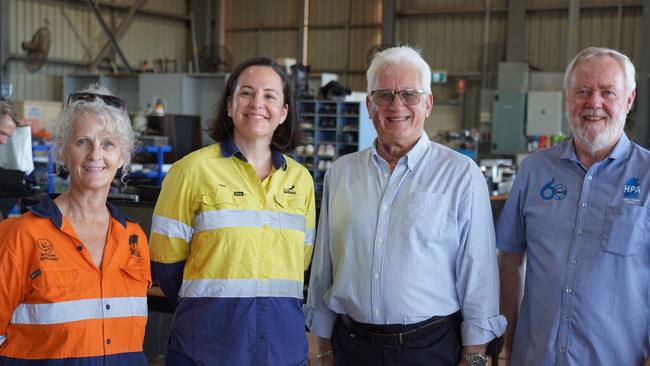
[371,132,430,171]
[220,137,287,170]
[558,133,630,162]
[29,194,132,229]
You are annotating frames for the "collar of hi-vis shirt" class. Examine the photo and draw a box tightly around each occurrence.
[28,194,134,230]
[220,137,287,171]
[557,133,631,166]
[370,132,431,171]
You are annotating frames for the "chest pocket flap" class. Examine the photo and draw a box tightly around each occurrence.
[274,194,306,215]
[602,205,649,256]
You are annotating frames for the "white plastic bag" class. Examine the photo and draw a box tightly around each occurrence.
[0,126,34,174]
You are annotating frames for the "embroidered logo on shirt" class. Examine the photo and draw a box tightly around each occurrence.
[540,177,568,201]
[37,238,59,261]
[283,185,296,195]
[129,234,142,258]
[623,177,640,204]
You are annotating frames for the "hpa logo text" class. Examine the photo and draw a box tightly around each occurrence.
[623,177,640,202]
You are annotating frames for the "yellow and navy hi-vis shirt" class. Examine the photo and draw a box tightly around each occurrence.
[0,196,151,366]
[150,139,316,366]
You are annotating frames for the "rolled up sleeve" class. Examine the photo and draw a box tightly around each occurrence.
[455,166,507,345]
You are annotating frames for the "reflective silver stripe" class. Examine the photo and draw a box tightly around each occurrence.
[10,297,147,325]
[152,215,193,243]
[194,210,306,234]
[179,278,303,299]
[0,335,5,346]
[304,228,315,245]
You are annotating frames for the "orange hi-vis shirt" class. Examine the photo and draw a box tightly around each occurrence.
[0,196,151,365]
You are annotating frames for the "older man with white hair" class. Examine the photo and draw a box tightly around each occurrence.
[306,45,505,366]
[497,46,650,366]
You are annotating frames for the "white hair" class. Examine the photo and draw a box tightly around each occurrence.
[563,46,636,94]
[367,45,432,94]
[55,83,136,180]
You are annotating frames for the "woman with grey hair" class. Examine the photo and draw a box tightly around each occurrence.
[0,85,151,365]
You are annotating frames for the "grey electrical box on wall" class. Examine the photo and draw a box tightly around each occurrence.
[491,91,527,155]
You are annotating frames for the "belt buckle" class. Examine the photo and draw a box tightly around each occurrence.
[371,332,400,347]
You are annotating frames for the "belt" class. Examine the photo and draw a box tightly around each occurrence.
[339,312,459,347]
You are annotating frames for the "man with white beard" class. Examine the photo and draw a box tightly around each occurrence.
[497,47,650,366]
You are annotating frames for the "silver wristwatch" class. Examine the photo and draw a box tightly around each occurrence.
[462,351,488,366]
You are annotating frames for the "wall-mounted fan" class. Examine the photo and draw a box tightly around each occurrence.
[21,27,51,73]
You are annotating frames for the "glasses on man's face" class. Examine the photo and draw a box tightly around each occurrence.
[66,92,127,110]
[369,88,425,106]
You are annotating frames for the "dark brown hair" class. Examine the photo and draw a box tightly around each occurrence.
[207,57,300,152]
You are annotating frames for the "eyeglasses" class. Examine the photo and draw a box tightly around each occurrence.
[66,92,127,110]
[369,88,425,106]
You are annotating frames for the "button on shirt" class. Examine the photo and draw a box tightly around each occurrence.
[306,133,506,345]
[496,134,650,365]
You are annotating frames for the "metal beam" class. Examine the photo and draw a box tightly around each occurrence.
[382,0,396,46]
[83,0,132,72]
[395,3,641,17]
[298,0,309,65]
[89,0,147,71]
[34,0,189,23]
[635,0,650,147]
[505,0,525,62]
[0,0,9,86]
[566,0,580,65]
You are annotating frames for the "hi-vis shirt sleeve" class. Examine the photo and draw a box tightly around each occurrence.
[150,164,195,264]
[0,224,31,347]
[303,177,316,271]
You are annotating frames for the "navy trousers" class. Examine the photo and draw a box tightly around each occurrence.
[331,313,462,366]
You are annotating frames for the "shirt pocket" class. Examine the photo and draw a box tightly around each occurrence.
[601,205,648,256]
[121,258,152,297]
[275,194,307,243]
[31,268,79,300]
[199,189,235,211]
[402,192,452,244]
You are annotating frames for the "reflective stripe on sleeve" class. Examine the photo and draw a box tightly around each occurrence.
[194,210,306,234]
[0,335,5,346]
[10,297,147,325]
[304,228,315,245]
[152,215,193,243]
[179,278,303,299]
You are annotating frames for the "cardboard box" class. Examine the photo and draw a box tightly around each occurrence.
[10,100,62,132]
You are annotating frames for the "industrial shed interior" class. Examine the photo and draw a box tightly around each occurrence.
[0,0,649,365]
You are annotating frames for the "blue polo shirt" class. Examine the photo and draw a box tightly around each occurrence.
[496,133,650,365]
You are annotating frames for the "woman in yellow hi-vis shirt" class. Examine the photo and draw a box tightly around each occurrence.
[150,57,316,366]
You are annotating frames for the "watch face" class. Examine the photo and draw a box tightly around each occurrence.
[466,354,488,366]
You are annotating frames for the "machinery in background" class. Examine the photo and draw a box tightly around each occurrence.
[485,63,568,157]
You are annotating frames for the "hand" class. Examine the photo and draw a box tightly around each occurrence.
[643,357,650,366]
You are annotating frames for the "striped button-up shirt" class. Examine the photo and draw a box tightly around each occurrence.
[306,133,506,345]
